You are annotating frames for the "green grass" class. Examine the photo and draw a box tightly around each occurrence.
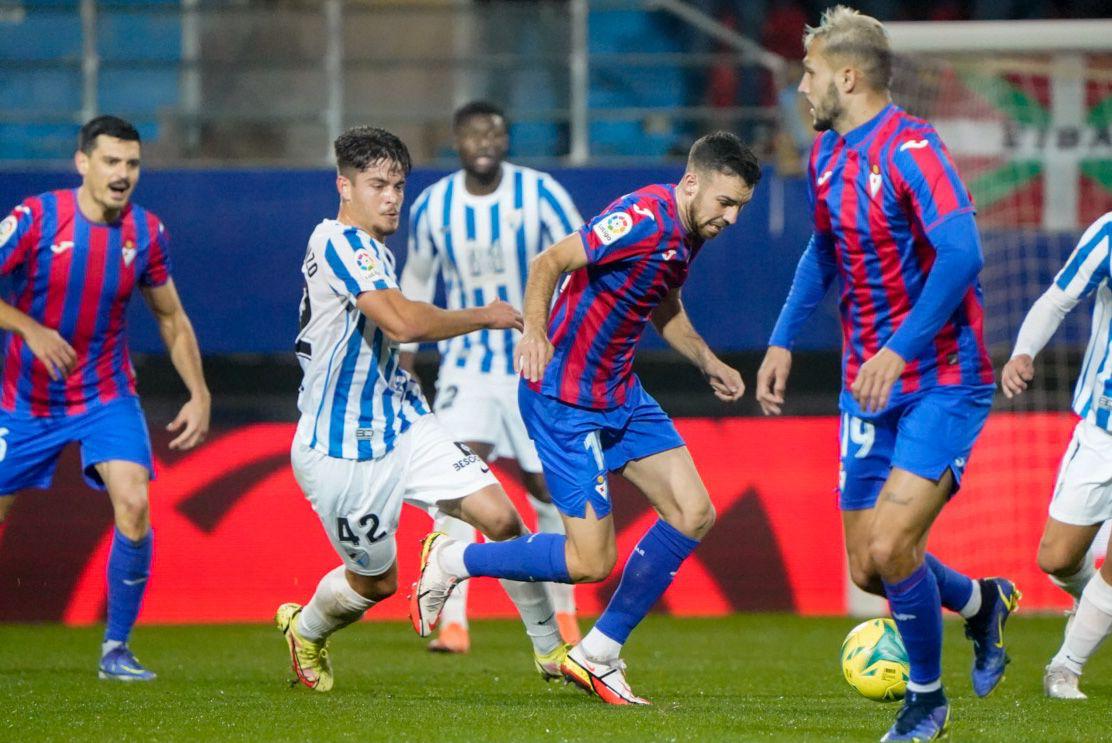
[0,615,1107,742]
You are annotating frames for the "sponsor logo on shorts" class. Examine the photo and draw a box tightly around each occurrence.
[594,474,609,501]
[452,442,489,473]
[355,428,374,440]
[1097,395,1112,411]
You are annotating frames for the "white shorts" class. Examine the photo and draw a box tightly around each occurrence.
[1049,418,1112,526]
[434,371,542,473]
[290,414,499,576]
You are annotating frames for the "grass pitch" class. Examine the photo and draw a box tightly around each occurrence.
[0,615,1106,742]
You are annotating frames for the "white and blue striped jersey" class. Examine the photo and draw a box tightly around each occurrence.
[399,162,582,377]
[295,219,430,461]
[1060,213,1112,427]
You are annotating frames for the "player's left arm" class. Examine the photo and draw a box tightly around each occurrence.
[651,288,743,402]
[141,279,211,451]
[853,134,983,412]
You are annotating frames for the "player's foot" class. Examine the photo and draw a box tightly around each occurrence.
[1044,664,1087,700]
[98,645,157,682]
[408,532,462,637]
[560,644,649,705]
[427,622,470,654]
[534,642,571,681]
[556,611,582,644]
[964,577,1020,697]
[880,689,950,742]
[275,602,333,692]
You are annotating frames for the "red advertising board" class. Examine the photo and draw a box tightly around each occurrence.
[0,413,1080,623]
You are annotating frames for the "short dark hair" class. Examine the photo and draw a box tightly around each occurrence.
[453,100,507,131]
[78,115,140,154]
[687,131,762,186]
[334,126,411,176]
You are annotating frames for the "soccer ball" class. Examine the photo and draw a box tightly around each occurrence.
[840,618,909,702]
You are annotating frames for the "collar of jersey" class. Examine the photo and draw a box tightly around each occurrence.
[840,103,897,150]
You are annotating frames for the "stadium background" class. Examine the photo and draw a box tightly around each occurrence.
[1,0,1110,624]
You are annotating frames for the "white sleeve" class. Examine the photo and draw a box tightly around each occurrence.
[1011,285,1080,360]
[537,176,583,246]
[398,193,440,353]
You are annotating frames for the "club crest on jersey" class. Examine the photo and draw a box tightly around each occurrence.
[353,249,380,277]
[593,211,633,245]
[122,240,137,267]
[505,209,523,233]
[0,215,16,247]
[868,164,882,198]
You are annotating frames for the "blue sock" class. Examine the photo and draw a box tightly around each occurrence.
[884,562,943,687]
[923,553,974,614]
[595,520,699,644]
[463,532,570,582]
[105,528,153,645]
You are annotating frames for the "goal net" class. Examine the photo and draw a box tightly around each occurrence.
[854,20,1112,614]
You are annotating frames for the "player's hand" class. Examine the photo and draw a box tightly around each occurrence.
[480,299,524,332]
[1001,354,1035,399]
[851,347,906,413]
[167,393,211,451]
[514,326,553,383]
[702,356,744,402]
[22,323,76,381]
[756,346,792,415]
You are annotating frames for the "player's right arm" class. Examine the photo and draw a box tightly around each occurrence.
[357,290,521,344]
[0,202,75,380]
[514,231,589,383]
[756,231,838,415]
[1002,213,1112,398]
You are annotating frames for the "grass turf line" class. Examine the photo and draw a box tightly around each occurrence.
[0,615,1106,742]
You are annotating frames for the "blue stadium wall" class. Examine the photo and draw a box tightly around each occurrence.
[0,167,838,354]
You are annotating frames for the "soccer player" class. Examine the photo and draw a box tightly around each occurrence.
[0,115,211,681]
[1002,212,1112,700]
[399,101,584,653]
[277,126,566,693]
[409,131,758,705]
[754,7,1018,741]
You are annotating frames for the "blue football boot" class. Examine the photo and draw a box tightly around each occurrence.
[880,689,950,742]
[98,645,157,682]
[964,577,1021,697]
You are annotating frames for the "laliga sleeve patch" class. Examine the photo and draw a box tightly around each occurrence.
[0,215,16,247]
[353,248,381,278]
[592,211,633,246]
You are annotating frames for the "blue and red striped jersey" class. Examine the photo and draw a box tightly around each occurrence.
[532,184,701,409]
[808,104,993,396]
[0,189,172,417]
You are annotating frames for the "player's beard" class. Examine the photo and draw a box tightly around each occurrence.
[811,81,843,132]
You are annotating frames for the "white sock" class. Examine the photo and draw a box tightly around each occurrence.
[527,494,565,535]
[297,565,376,643]
[906,679,943,694]
[437,540,471,579]
[1052,571,1112,675]
[101,639,124,656]
[580,627,622,661]
[499,576,561,655]
[1049,557,1096,601]
[433,513,476,625]
[958,581,982,618]
[526,494,575,614]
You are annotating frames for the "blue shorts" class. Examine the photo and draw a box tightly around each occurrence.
[838,385,994,511]
[0,396,154,493]
[518,380,684,519]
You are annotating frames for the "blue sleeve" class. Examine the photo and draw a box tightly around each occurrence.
[885,211,983,362]
[768,232,838,349]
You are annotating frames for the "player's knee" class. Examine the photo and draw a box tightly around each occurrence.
[480,508,526,543]
[671,500,715,539]
[1037,540,1084,578]
[848,563,883,595]
[112,492,150,536]
[866,533,913,576]
[349,571,396,601]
